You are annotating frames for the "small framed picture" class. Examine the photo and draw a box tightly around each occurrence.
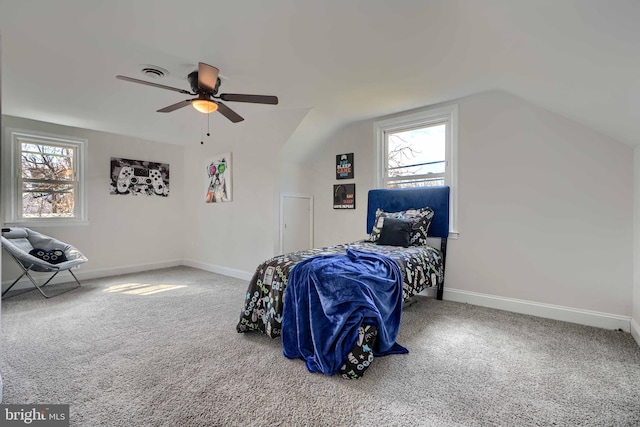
[205,153,232,203]
[336,153,354,180]
[333,184,356,209]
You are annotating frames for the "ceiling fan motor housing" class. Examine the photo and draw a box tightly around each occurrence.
[188,71,220,95]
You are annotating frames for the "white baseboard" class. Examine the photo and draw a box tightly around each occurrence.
[1,260,183,292]
[631,317,640,347]
[181,259,253,281]
[444,287,631,332]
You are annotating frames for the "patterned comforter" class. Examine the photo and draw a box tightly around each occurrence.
[236,240,444,338]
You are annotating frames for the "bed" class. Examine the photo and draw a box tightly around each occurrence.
[236,186,450,377]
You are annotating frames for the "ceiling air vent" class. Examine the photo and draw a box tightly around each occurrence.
[140,65,169,79]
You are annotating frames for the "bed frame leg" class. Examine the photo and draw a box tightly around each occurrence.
[437,238,447,300]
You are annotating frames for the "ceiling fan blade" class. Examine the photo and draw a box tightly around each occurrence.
[216,102,244,123]
[219,93,278,105]
[157,100,192,113]
[116,75,191,95]
[198,62,219,93]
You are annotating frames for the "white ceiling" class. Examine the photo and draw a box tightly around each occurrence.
[2,0,640,161]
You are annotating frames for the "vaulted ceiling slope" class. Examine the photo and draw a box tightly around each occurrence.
[1,0,640,161]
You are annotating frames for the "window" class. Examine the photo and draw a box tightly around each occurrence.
[374,104,458,235]
[4,129,88,225]
[385,123,446,188]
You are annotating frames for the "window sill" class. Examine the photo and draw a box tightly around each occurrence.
[4,219,89,227]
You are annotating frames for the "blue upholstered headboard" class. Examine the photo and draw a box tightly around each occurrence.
[366,186,450,238]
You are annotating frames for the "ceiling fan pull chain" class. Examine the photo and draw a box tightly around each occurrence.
[200,112,204,144]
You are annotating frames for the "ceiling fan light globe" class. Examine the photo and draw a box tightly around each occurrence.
[192,99,218,114]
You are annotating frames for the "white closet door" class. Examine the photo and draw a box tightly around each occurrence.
[280,194,313,254]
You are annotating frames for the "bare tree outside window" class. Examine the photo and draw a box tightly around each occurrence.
[20,142,76,218]
[6,129,87,224]
[386,124,445,188]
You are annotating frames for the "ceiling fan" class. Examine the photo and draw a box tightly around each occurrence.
[116,62,278,123]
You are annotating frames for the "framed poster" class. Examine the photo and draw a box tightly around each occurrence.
[336,153,354,180]
[110,157,170,197]
[333,184,356,209]
[205,153,232,203]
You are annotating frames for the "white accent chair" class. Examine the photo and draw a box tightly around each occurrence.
[1,227,88,298]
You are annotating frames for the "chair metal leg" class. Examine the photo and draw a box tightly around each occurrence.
[69,269,82,286]
[27,269,61,298]
[2,251,81,299]
[1,270,29,296]
[25,269,81,299]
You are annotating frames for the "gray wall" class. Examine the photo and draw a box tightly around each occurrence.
[180,108,310,277]
[1,109,309,283]
[310,90,633,319]
[1,116,186,281]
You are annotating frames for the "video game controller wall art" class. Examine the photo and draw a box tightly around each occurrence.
[205,152,232,203]
[110,157,170,197]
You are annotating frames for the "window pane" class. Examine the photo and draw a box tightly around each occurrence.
[387,124,445,178]
[390,161,445,177]
[22,182,75,218]
[21,143,70,156]
[387,177,445,189]
[21,143,74,181]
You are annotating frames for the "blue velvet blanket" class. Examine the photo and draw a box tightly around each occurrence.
[282,249,408,376]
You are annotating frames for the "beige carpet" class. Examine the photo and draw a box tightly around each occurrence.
[2,266,640,426]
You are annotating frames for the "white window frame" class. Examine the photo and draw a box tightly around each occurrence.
[374,104,459,236]
[3,128,88,226]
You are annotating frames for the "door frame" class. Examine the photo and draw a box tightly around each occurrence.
[279,192,314,255]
